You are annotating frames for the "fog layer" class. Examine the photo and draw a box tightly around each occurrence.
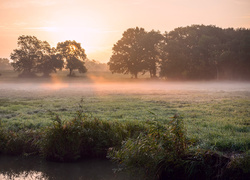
[0,81,250,98]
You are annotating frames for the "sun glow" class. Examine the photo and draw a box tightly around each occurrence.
[69,44,76,53]
[40,75,69,90]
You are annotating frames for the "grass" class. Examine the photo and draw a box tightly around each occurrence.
[1,92,249,152]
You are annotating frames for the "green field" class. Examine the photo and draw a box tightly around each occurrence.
[1,71,250,152]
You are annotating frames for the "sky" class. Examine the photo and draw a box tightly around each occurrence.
[0,0,250,63]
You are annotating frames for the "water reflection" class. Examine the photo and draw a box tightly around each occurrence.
[0,156,135,180]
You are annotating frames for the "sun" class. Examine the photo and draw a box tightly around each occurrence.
[69,45,76,53]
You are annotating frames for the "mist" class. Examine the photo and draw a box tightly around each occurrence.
[1,80,250,98]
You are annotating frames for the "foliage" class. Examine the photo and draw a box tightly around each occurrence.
[108,115,249,179]
[141,30,164,78]
[36,53,64,77]
[10,36,64,77]
[0,128,40,156]
[11,36,42,77]
[0,58,12,71]
[227,151,250,178]
[108,115,189,178]
[108,25,250,80]
[39,110,147,161]
[56,40,87,76]
[108,27,163,78]
[108,27,147,78]
[160,25,250,80]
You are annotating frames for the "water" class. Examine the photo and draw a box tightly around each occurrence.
[0,156,135,180]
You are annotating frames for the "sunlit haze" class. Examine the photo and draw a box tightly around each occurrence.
[0,0,250,62]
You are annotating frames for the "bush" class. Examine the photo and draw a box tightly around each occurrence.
[108,115,190,179]
[39,111,147,161]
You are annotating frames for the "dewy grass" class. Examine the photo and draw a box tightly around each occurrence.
[0,92,249,152]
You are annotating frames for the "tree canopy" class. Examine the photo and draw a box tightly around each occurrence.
[109,25,250,80]
[160,25,250,80]
[10,36,64,77]
[108,27,147,78]
[10,36,88,77]
[108,27,163,78]
[56,40,87,76]
[7,25,250,80]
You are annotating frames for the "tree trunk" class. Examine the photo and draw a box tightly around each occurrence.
[134,73,138,79]
[69,69,73,76]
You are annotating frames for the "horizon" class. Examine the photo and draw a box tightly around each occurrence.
[0,0,250,63]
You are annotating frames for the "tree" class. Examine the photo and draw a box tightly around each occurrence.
[108,27,147,78]
[141,30,164,78]
[11,36,42,77]
[36,53,64,77]
[56,40,87,76]
[160,25,226,80]
[10,35,64,77]
[0,58,12,70]
[85,59,108,72]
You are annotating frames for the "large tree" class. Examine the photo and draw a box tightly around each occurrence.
[35,43,64,77]
[11,36,64,77]
[36,53,64,77]
[141,30,163,78]
[11,36,42,77]
[160,25,226,80]
[56,40,87,76]
[108,27,147,78]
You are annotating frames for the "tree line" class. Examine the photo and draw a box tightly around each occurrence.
[9,36,87,77]
[1,24,249,80]
[108,25,250,80]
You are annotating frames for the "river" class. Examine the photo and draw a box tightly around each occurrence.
[0,156,136,180]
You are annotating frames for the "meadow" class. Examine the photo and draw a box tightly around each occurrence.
[0,70,250,179]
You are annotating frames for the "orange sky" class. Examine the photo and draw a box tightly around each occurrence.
[0,0,249,63]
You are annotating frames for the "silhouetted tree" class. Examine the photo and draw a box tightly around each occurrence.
[160,25,234,80]
[141,30,164,78]
[36,53,64,77]
[11,36,64,77]
[108,27,147,78]
[56,40,87,76]
[11,36,42,77]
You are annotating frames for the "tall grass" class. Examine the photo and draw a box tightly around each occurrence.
[39,110,148,161]
[107,115,250,179]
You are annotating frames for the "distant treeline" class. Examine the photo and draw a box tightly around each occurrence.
[108,25,250,80]
[0,36,107,78]
[1,24,249,80]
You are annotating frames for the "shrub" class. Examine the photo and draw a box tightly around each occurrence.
[225,151,250,179]
[108,114,190,179]
[39,111,146,161]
